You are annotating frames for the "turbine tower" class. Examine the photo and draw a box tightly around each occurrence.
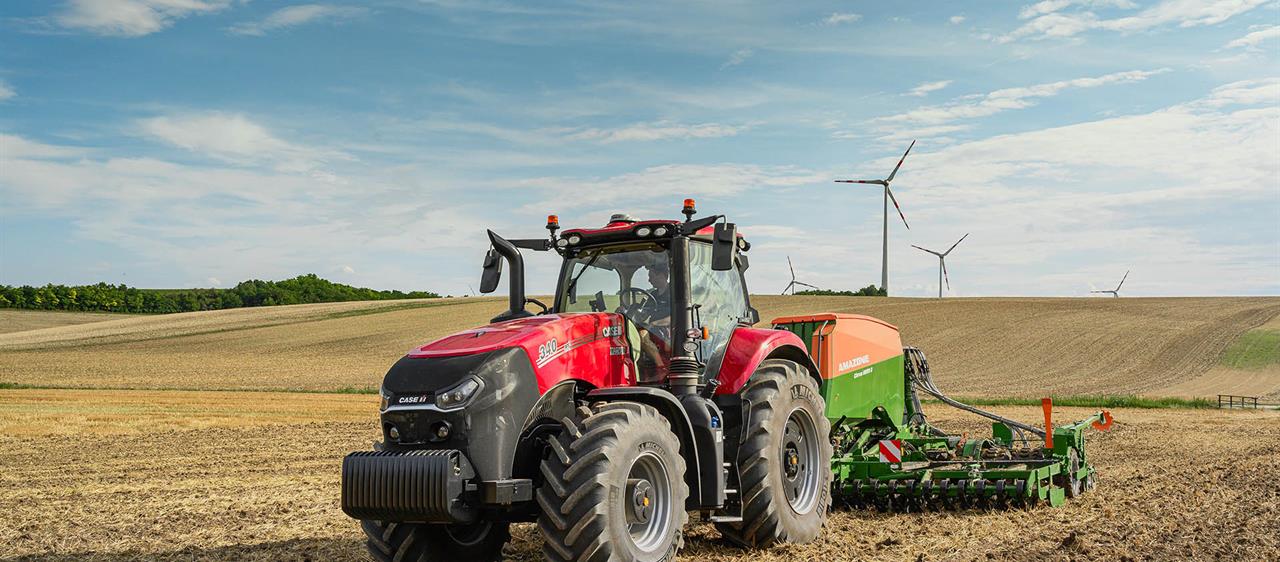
[835,140,914,295]
[782,256,819,295]
[911,233,968,299]
[1091,270,1129,298]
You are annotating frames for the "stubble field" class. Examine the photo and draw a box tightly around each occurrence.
[1,391,1275,562]
[1,296,1278,561]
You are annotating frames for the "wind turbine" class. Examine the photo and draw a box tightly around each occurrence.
[835,140,914,296]
[782,256,819,295]
[912,233,968,299]
[1091,271,1129,298]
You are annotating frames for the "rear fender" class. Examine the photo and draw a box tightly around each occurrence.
[715,327,820,395]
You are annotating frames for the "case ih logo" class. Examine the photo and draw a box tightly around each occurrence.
[397,394,431,405]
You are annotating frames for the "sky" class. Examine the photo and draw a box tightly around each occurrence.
[1,0,1278,298]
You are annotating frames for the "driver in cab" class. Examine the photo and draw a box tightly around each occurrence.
[634,259,672,374]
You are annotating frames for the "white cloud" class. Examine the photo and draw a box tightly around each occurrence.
[1018,0,1136,20]
[567,121,747,143]
[227,4,366,36]
[949,15,966,25]
[721,48,754,69]
[0,81,15,101]
[1002,0,1267,42]
[52,0,232,37]
[878,69,1168,125]
[1224,25,1280,49]
[907,80,953,97]
[207,277,221,287]
[823,13,862,25]
[872,83,1277,295]
[137,112,350,172]
[0,132,486,292]
[341,265,355,274]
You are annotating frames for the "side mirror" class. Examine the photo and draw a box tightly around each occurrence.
[712,222,737,271]
[479,248,502,293]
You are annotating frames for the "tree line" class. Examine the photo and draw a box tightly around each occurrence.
[0,274,440,314]
[795,285,886,297]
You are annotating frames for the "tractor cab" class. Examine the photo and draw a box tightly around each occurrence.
[552,211,754,383]
[479,199,757,388]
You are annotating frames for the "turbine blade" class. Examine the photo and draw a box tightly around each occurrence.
[885,139,915,183]
[1116,270,1129,291]
[834,179,886,185]
[942,258,950,291]
[911,245,942,257]
[886,187,909,229]
[944,233,970,256]
[788,256,795,280]
[782,281,794,295]
[795,281,820,289]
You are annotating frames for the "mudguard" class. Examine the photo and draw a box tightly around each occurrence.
[714,326,820,395]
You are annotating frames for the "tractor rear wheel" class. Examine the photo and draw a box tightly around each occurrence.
[537,402,690,562]
[360,519,509,562]
[718,358,833,548]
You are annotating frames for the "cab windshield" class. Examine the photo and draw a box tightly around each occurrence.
[558,242,670,319]
[558,242,673,380]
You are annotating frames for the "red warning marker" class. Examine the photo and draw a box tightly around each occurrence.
[878,439,902,463]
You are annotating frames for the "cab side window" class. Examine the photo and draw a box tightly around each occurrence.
[688,242,749,378]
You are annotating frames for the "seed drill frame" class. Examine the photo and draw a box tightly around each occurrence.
[773,314,1113,511]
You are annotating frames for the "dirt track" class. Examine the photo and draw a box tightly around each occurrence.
[2,296,1278,398]
[1,390,1276,562]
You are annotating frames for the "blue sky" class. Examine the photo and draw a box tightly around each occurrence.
[1,1,1277,297]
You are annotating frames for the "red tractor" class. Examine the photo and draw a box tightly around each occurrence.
[342,201,832,561]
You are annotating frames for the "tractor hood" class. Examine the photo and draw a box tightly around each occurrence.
[393,312,636,395]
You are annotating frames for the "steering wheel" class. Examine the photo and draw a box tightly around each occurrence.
[619,287,659,320]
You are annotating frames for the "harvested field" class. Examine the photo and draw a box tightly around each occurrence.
[1,389,1275,562]
[2,296,1278,399]
[0,310,132,334]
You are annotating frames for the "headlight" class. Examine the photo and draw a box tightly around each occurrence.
[653,226,668,237]
[556,238,569,248]
[567,234,582,245]
[379,388,390,412]
[636,226,652,237]
[435,376,483,410]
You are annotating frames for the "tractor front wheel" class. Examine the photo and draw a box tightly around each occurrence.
[718,358,833,548]
[360,520,509,562]
[537,402,690,562]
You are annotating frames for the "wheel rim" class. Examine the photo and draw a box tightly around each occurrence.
[781,407,821,514]
[626,451,673,552]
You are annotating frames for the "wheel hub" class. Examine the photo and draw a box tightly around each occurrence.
[783,448,800,478]
[626,478,653,524]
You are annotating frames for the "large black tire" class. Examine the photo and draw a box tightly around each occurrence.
[538,402,690,562]
[360,519,509,562]
[717,359,833,548]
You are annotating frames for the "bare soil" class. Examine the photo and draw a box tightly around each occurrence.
[0,310,132,334]
[1,391,1276,562]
